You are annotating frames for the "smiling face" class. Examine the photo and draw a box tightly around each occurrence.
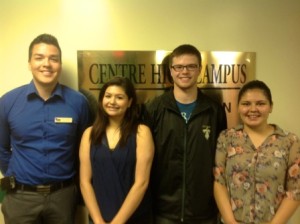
[102,85,132,119]
[170,54,201,90]
[238,88,273,130]
[28,43,61,90]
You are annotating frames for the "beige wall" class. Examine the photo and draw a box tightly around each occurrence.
[1,0,300,223]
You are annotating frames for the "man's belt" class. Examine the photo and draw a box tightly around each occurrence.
[15,179,74,194]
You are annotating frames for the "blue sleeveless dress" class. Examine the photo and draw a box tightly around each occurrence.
[90,133,152,223]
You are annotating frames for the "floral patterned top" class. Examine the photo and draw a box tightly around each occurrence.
[214,124,300,223]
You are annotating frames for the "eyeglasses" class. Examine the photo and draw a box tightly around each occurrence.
[171,64,199,72]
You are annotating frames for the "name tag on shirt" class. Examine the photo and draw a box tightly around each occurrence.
[54,117,73,123]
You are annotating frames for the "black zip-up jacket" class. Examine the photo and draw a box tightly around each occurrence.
[144,88,227,223]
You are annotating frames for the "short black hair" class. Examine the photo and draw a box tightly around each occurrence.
[28,33,61,62]
[169,44,202,67]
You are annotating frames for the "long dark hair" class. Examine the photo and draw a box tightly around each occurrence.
[90,76,139,146]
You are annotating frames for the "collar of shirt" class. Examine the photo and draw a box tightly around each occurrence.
[26,80,64,100]
[235,124,287,137]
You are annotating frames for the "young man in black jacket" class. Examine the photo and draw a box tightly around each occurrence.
[145,44,227,224]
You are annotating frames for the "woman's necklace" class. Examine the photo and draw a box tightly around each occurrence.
[106,127,120,150]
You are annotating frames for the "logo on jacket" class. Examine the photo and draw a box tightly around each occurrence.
[181,112,191,124]
[202,125,211,140]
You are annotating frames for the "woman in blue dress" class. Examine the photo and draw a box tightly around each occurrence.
[79,76,154,224]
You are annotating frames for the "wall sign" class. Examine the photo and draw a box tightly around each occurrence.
[78,50,255,128]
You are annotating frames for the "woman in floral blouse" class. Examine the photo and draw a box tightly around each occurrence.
[214,80,300,224]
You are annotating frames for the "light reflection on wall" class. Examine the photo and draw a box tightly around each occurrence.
[211,51,241,64]
[155,50,169,64]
